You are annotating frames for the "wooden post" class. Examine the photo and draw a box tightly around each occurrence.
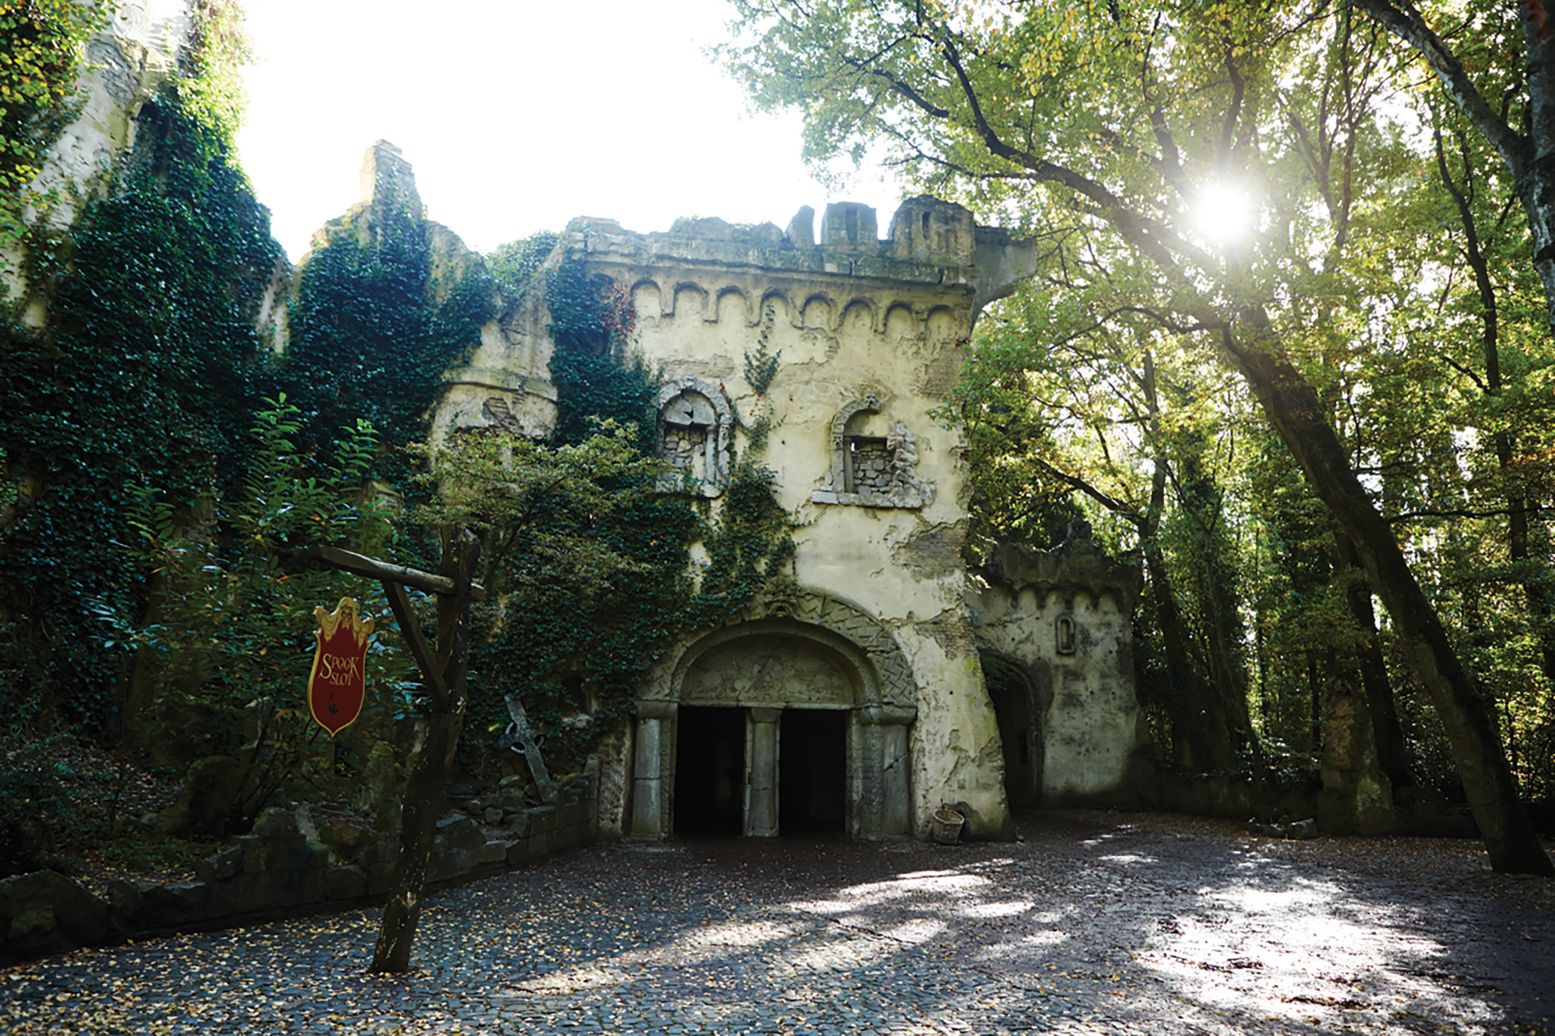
[303,529,482,973]
[369,527,478,973]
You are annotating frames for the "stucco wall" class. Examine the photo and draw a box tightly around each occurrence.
[970,541,1147,805]
[443,200,1038,839]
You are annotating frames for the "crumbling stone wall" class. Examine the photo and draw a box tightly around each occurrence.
[970,538,1149,806]
[445,196,1038,839]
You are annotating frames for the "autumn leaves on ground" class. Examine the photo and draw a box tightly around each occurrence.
[2,812,1551,1035]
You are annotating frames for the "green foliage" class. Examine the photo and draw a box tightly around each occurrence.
[544,254,652,444]
[0,94,282,726]
[0,0,106,251]
[283,207,495,489]
[126,398,411,829]
[0,650,80,873]
[444,261,795,767]
[691,458,797,624]
[722,0,1555,802]
[442,258,691,764]
[178,0,251,148]
[487,230,558,298]
[421,423,694,762]
[945,322,1091,554]
[742,304,781,400]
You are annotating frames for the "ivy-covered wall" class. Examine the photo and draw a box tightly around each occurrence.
[282,143,495,490]
[463,254,795,770]
[0,88,282,728]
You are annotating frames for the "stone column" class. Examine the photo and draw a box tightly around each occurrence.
[858,705,915,838]
[745,708,782,837]
[629,700,676,840]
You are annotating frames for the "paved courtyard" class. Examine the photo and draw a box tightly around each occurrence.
[2,810,1551,1035]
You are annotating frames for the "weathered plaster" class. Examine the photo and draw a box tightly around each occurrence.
[970,540,1147,805]
[438,193,1044,840]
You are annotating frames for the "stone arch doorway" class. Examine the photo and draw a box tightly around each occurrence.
[983,651,1043,809]
[629,592,917,840]
[673,630,854,837]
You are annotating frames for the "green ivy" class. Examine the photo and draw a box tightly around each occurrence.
[0,92,282,727]
[544,255,655,444]
[695,302,797,621]
[487,230,558,299]
[282,199,494,489]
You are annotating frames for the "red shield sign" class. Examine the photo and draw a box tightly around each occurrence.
[308,598,373,737]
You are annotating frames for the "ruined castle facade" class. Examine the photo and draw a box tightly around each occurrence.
[429,153,1148,839]
[12,0,1149,835]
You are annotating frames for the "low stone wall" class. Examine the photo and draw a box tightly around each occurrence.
[1145,767,1321,823]
[0,774,595,964]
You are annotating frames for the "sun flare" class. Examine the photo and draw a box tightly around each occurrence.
[1188,180,1258,249]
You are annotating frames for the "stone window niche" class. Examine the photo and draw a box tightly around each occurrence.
[655,374,731,497]
[1055,612,1077,656]
[811,391,934,509]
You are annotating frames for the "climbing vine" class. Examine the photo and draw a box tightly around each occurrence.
[0,0,106,253]
[693,302,797,623]
[0,88,282,727]
[282,202,494,489]
[486,230,558,299]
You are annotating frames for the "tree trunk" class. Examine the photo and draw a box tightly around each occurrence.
[369,711,465,973]
[1146,539,1234,770]
[1220,317,1551,875]
[1334,532,1413,792]
[370,528,480,973]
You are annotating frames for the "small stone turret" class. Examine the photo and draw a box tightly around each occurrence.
[889,195,975,266]
[821,202,879,252]
[359,140,424,222]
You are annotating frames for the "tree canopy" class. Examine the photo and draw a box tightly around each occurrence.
[722,0,1554,873]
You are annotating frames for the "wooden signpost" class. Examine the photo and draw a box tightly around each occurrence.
[305,528,480,974]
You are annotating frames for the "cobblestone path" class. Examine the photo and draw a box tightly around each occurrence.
[2,811,1551,1035]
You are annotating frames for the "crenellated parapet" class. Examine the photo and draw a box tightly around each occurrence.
[567,194,1036,332]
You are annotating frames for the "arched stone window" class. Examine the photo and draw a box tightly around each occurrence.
[655,375,731,497]
[811,391,934,509]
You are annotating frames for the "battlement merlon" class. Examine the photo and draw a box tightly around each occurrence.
[565,196,1037,315]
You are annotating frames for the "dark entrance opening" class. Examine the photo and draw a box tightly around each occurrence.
[985,655,1041,808]
[674,706,746,835]
[779,708,847,834]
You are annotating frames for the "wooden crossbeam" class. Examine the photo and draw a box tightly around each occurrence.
[302,544,486,600]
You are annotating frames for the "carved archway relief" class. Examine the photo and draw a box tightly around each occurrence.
[631,588,917,841]
[648,588,917,710]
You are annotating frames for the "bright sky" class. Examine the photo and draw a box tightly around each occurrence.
[235,0,902,261]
